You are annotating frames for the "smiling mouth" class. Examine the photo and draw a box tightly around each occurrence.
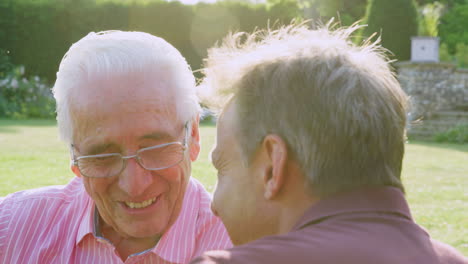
[124,196,158,209]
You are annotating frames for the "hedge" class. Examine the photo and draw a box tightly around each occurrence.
[0,0,301,83]
[361,0,419,61]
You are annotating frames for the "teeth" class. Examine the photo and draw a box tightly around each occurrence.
[125,197,157,209]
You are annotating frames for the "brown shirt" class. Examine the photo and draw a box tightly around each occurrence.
[191,187,467,264]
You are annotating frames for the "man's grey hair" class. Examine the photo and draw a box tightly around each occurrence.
[53,30,200,144]
[201,22,409,197]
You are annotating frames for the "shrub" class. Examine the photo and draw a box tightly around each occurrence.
[362,0,419,61]
[439,3,468,54]
[0,0,301,83]
[418,1,444,37]
[439,42,468,68]
[455,43,468,68]
[0,64,55,119]
[434,124,468,143]
[0,49,13,79]
[439,43,453,62]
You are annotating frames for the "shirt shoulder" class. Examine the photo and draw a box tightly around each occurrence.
[190,177,214,216]
[2,177,83,201]
[152,178,231,264]
[191,220,468,264]
[0,178,90,263]
[431,239,468,264]
[191,231,309,264]
[191,178,232,256]
[190,250,233,264]
[0,177,86,223]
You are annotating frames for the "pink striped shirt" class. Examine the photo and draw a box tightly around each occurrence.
[0,177,232,263]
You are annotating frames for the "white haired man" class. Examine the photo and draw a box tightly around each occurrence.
[190,24,467,263]
[0,31,231,263]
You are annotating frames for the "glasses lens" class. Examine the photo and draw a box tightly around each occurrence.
[139,143,185,170]
[78,154,123,178]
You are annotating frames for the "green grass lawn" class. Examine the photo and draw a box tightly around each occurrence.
[1,119,467,255]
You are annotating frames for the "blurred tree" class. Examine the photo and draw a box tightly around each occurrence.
[419,1,445,36]
[439,3,468,53]
[292,0,367,25]
[362,0,419,61]
[414,0,466,8]
[267,0,302,22]
[439,43,454,62]
[0,49,13,79]
[455,43,468,68]
[0,0,15,53]
[0,0,300,82]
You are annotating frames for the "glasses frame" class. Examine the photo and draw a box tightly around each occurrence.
[71,121,190,178]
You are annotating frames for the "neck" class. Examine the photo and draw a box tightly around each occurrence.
[278,200,317,234]
[105,229,160,261]
[274,167,319,234]
[97,213,160,261]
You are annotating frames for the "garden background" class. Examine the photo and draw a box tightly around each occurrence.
[0,0,467,256]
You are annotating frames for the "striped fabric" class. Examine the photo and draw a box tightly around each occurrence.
[0,177,232,264]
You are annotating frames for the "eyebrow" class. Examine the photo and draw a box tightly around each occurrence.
[79,131,178,155]
[210,149,221,170]
[141,131,175,141]
[84,143,116,155]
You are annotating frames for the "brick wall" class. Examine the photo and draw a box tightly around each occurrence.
[395,62,468,137]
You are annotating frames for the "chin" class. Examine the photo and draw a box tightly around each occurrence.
[229,223,269,246]
[231,236,252,246]
[229,230,256,246]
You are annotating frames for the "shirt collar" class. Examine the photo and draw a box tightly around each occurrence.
[293,186,413,231]
[76,180,95,245]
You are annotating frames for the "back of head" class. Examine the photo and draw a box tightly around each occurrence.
[202,22,409,197]
[53,31,200,144]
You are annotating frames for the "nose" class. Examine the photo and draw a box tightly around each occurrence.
[210,202,219,217]
[118,158,153,197]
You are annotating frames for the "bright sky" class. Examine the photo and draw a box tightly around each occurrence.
[174,0,221,4]
[172,0,265,5]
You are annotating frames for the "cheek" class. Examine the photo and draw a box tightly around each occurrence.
[212,177,231,212]
[83,177,114,198]
[212,183,223,207]
[153,165,190,202]
[160,160,190,182]
[153,164,190,188]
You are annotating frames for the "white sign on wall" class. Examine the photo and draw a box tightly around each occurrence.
[411,37,439,62]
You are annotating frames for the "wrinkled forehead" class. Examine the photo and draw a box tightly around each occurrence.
[74,67,177,111]
[215,101,239,150]
[211,100,248,170]
[69,71,181,141]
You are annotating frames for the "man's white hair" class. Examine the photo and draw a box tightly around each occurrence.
[53,30,200,143]
[201,22,409,197]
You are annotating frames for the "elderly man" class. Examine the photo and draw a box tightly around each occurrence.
[0,31,231,263]
[191,24,467,263]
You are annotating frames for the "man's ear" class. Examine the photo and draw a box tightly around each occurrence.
[189,115,201,162]
[71,164,82,178]
[259,134,288,200]
[70,145,82,178]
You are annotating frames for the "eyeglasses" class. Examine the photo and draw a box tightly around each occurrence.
[71,122,190,178]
